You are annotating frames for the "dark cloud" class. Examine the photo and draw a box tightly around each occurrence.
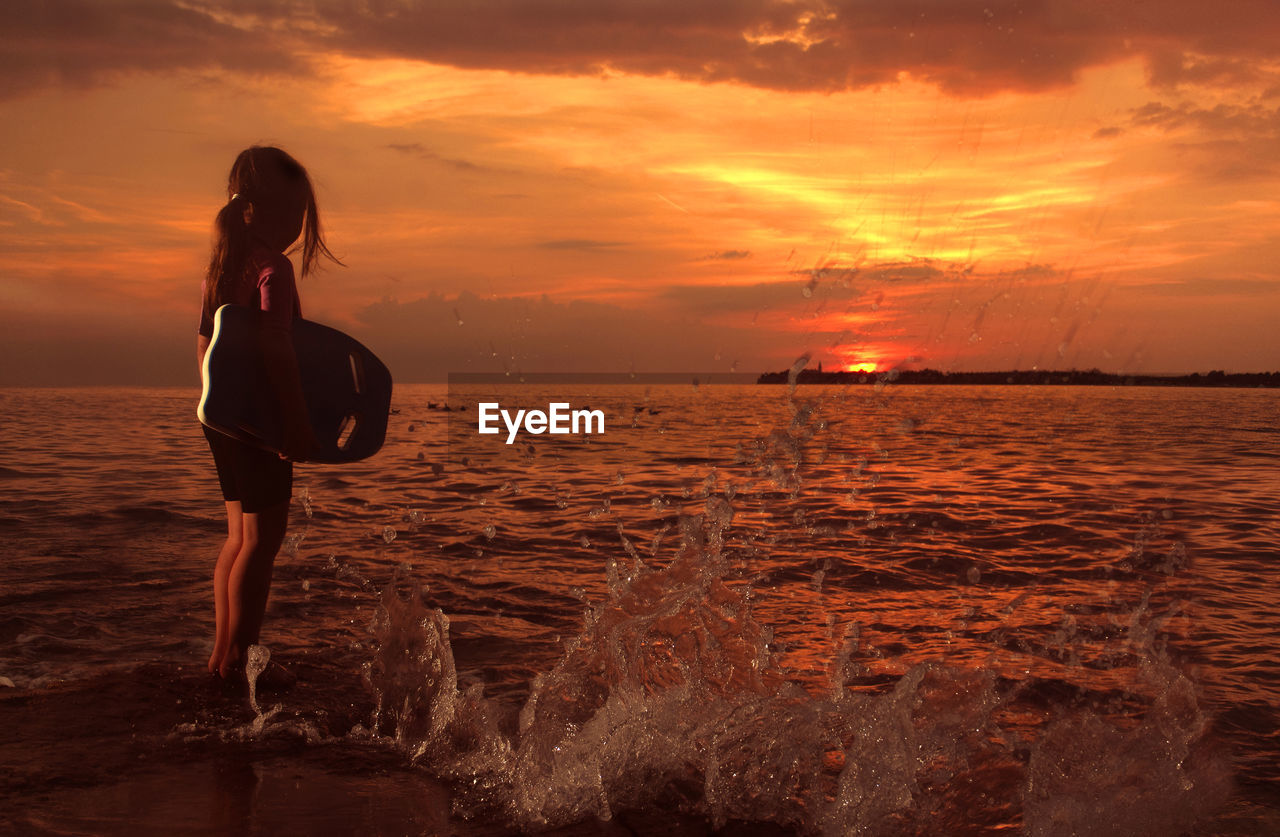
[792,266,859,284]
[536,239,626,250]
[0,0,303,99]
[386,142,487,172]
[1204,158,1280,182]
[6,0,1280,100]
[792,259,957,285]
[310,0,1280,95]
[861,261,950,283]
[1128,277,1280,298]
[704,249,752,260]
[1146,49,1259,88]
[1128,100,1280,136]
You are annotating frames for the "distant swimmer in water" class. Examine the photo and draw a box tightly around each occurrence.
[196,146,341,681]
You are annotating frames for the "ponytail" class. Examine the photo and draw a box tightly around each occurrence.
[204,192,252,315]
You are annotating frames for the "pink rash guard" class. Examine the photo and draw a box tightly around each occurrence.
[198,243,301,337]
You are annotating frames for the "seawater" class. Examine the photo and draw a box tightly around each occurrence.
[0,383,1277,835]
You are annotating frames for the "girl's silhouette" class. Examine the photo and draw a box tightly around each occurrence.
[196,146,340,680]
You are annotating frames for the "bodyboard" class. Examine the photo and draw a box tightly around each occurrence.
[198,304,392,463]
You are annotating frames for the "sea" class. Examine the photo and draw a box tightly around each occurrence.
[0,381,1277,836]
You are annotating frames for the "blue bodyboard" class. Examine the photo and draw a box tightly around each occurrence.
[198,304,392,463]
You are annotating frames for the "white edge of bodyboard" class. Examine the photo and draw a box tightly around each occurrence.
[195,305,227,429]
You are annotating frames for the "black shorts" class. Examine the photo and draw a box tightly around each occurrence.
[202,424,293,513]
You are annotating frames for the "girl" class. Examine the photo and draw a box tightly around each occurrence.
[196,146,340,680]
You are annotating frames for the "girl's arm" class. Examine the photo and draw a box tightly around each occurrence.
[260,325,318,461]
[255,249,317,461]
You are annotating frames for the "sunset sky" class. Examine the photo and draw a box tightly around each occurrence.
[3,1,1279,384]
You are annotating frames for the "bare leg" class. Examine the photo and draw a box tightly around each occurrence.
[219,499,290,679]
[209,501,245,674]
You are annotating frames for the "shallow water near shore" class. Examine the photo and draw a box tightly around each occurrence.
[1,383,1277,835]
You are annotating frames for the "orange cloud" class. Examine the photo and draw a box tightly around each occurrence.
[2,4,1279,382]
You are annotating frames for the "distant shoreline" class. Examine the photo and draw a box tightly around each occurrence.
[757,368,1280,388]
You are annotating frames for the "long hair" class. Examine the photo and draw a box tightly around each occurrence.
[203,146,341,315]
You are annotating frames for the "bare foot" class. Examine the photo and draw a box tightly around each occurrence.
[207,642,227,674]
[218,644,244,680]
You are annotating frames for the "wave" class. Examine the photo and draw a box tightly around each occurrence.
[355,499,1231,834]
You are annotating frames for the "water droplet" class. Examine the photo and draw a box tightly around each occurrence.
[483,523,496,540]
[787,353,810,388]
[245,644,269,716]
[382,526,397,543]
[282,532,305,557]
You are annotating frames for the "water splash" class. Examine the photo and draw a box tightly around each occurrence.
[353,390,1231,833]
[167,643,324,750]
[242,643,291,738]
[787,352,811,398]
[362,573,510,783]
[245,644,268,715]
[1023,670,1230,837]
